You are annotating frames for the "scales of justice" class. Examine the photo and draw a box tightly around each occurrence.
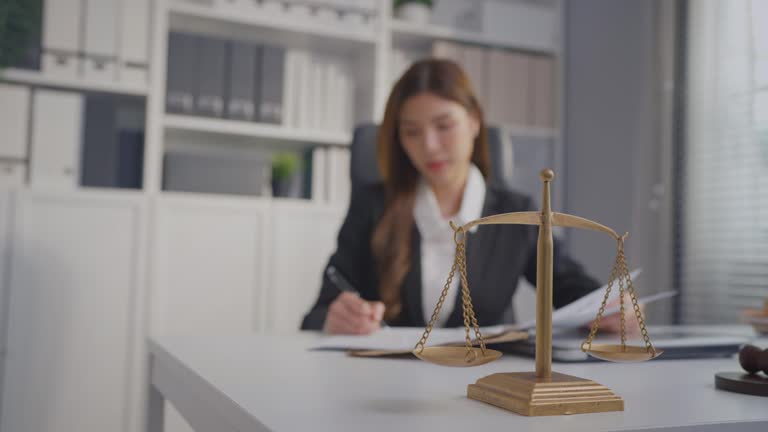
[412,169,662,416]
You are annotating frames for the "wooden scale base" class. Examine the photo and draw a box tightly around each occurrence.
[467,372,624,416]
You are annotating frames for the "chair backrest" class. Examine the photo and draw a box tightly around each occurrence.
[349,123,510,191]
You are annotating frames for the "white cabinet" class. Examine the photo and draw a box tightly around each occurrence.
[266,201,344,332]
[0,190,146,432]
[0,83,30,160]
[150,194,269,336]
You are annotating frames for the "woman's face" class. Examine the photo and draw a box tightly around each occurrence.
[398,92,479,190]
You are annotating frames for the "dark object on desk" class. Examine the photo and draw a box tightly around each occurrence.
[714,345,768,397]
[500,328,746,362]
[738,344,768,375]
[715,373,768,397]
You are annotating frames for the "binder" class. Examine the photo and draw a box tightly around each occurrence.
[163,149,270,196]
[336,147,351,205]
[296,51,312,129]
[81,95,118,187]
[42,0,82,78]
[84,0,118,59]
[315,56,330,130]
[115,130,144,189]
[42,0,81,54]
[30,89,84,188]
[119,0,151,85]
[0,84,31,160]
[486,50,530,126]
[530,56,555,128]
[226,41,258,121]
[196,36,228,118]
[83,0,118,82]
[166,32,199,114]
[311,147,327,202]
[282,50,298,128]
[259,45,285,124]
[459,45,488,107]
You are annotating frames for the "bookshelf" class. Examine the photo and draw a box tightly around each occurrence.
[1,0,564,205]
[0,3,568,432]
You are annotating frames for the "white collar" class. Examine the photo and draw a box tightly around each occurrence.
[414,164,486,240]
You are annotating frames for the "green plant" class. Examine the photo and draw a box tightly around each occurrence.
[394,0,433,9]
[271,152,301,180]
[0,0,42,68]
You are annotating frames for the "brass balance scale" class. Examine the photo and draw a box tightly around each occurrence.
[412,169,662,416]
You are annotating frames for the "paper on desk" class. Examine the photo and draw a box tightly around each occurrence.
[512,269,678,331]
[311,325,524,352]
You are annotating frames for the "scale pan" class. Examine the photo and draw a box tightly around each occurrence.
[412,346,502,367]
[584,344,664,362]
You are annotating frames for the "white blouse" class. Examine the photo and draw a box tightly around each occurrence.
[414,164,486,327]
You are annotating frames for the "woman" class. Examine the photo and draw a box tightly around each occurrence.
[302,59,625,334]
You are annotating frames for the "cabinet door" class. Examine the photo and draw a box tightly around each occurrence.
[0,83,30,159]
[266,201,344,332]
[150,195,268,336]
[151,194,268,432]
[1,190,145,432]
[29,90,83,189]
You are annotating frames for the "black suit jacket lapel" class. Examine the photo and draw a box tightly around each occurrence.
[401,225,426,327]
[445,188,503,327]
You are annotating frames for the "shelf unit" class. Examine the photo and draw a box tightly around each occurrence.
[0,3,567,432]
[2,0,565,203]
[0,68,149,96]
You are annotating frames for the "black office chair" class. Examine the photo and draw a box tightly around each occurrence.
[349,123,511,192]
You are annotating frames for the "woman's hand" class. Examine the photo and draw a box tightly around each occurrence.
[323,292,386,335]
[591,293,645,335]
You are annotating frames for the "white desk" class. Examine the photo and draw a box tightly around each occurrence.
[147,330,768,432]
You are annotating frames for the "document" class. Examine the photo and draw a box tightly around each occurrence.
[309,269,676,356]
[512,269,678,331]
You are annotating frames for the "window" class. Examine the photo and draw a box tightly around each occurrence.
[681,0,768,323]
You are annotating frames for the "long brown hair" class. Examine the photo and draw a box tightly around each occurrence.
[373,59,490,321]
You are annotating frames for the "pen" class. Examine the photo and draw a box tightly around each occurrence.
[326,265,388,328]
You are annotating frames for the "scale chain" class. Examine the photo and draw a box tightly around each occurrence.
[414,225,487,360]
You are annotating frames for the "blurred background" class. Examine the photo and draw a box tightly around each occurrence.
[0,0,766,431]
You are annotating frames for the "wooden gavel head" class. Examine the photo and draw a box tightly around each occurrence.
[738,345,768,375]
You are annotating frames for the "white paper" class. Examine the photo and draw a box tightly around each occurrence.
[513,269,678,330]
[311,325,510,351]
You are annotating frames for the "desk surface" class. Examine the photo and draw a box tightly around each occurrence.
[149,328,768,432]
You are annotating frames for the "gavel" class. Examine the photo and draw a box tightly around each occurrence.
[739,345,768,375]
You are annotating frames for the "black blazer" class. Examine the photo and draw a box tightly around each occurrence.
[301,183,600,330]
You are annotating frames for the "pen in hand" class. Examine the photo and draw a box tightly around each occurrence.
[326,266,388,329]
